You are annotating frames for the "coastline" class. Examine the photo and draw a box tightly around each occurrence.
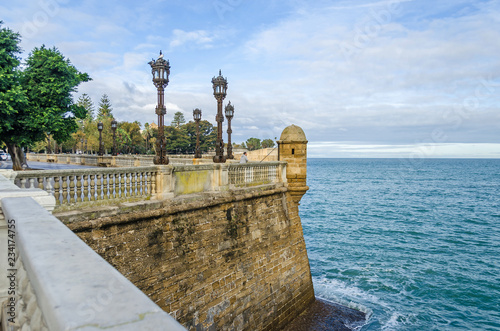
[284,297,367,331]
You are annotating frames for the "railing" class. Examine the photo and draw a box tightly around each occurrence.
[14,166,158,209]
[27,153,202,167]
[228,162,283,187]
[13,162,287,211]
[0,193,186,331]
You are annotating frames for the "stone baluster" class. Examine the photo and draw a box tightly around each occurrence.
[146,172,151,196]
[96,174,102,200]
[90,175,96,202]
[37,177,44,190]
[76,175,83,203]
[151,171,156,195]
[83,175,89,202]
[103,174,109,200]
[126,172,131,197]
[28,177,36,189]
[69,175,75,204]
[53,177,61,206]
[108,173,115,199]
[120,173,126,198]
[61,176,68,205]
[133,172,138,197]
[114,173,120,199]
[141,171,147,197]
[126,172,132,197]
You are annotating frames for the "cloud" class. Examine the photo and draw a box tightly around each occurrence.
[5,0,499,157]
[169,29,215,49]
[230,0,500,145]
[308,142,500,158]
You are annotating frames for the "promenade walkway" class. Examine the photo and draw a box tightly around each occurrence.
[0,160,98,170]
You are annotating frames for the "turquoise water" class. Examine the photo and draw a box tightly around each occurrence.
[300,158,500,330]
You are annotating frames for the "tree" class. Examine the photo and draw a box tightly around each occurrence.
[171,111,185,128]
[118,121,144,154]
[0,22,28,167]
[97,94,113,119]
[0,27,90,169]
[245,137,261,151]
[184,120,216,154]
[261,139,275,149]
[77,93,95,120]
[165,126,189,154]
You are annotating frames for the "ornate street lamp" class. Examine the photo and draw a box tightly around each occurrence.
[148,51,170,165]
[193,108,202,158]
[84,139,87,154]
[224,101,234,159]
[111,119,117,156]
[212,70,227,163]
[97,121,104,156]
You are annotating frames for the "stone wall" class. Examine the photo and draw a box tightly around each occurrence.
[235,148,278,162]
[68,186,315,330]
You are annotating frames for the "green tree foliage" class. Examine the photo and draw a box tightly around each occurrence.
[245,137,262,151]
[0,24,90,169]
[143,122,154,154]
[77,93,95,120]
[261,139,275,148]
[0,22,28,167]
[171,111,186,128]
[21,46,90,143]
[165,126,189,154]
[184,120,216,154]
[97,94,113,119]
[118,121,143,154]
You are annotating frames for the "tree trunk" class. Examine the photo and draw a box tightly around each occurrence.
[5,142,28,171]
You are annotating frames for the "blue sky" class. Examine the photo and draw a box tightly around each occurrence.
[2,0,500,157]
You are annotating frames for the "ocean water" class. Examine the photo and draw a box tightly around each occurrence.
[300,158,500,330]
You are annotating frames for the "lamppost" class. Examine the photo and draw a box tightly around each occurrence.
[111,119,117,156]
[47,134,51,154]
[97,121,104,156]
[80,138,83,154]
[224,101,234,159]
[212,70,227,163]
[193,108,202,158]
[148,51,170,165]
[85,139,88,154]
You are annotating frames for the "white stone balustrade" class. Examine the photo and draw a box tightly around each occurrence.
[13,163,287,211]
[26,153,194,167]
[0,196,186,331]
[14,167,159,209]
[0,172,186,330]
[228,162,285,187]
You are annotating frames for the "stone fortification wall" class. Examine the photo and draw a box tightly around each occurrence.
[67,186,315,330]
[233,148,278,162]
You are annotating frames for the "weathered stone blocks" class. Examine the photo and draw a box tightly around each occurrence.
[71,187,314,330]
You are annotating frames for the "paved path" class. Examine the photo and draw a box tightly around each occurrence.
[0,160,98,170]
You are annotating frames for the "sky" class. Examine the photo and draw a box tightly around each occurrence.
[1,0,500,158]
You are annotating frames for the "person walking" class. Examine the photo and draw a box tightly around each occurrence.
[240,152,248,163]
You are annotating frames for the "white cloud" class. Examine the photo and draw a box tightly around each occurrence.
[4,0,499,157]
[230,1,500,145]
[169,29,214,49]
[308,142,500,158]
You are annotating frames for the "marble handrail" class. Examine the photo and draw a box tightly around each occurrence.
[14,166,159,209]
[13,163,287,211]
[1,196,186,330]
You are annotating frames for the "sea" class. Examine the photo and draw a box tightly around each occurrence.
[299,158,500,330]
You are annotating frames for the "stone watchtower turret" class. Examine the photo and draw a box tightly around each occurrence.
[278,124,309,204]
